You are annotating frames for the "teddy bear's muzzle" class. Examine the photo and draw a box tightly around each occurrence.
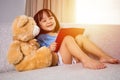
[33,25,40,37]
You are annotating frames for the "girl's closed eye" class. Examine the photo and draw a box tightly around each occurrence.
[49,17,54,20]
[41,19,46,22]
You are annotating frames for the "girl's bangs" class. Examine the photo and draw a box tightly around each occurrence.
[39,10,52,21]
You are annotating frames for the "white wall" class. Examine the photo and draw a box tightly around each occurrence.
[76,0,120,24]
[0,0,26,23]
[0,0,120,24]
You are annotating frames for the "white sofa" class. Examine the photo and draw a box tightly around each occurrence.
[0,23,120,80]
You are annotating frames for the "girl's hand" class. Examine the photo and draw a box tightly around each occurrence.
[49,42,57,52]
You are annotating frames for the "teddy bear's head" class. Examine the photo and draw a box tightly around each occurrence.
[12,15,40,41]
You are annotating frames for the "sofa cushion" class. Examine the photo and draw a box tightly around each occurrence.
[0,63,120,80]
[0,23,120,73]
[84,25,120,59]
[0,23,15,73]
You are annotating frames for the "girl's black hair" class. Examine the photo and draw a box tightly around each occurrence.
[34,9,60,34]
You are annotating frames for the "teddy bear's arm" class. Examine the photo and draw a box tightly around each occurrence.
[29,39,40,48]
[7,41,24,65]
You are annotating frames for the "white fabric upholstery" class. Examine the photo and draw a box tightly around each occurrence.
[0,63,120,80]
[0,23,15,73]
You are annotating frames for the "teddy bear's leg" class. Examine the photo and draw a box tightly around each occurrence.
[15,46,53,71]
[51,52,59,66]
[36,46,53,67]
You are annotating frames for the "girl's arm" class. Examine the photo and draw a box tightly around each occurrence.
[49,42,58,66]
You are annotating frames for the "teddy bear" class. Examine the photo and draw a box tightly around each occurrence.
[7,15,58,71]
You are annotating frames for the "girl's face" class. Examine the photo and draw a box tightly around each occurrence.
[39,12,56,32]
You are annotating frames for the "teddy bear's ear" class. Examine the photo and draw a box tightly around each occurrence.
[17,15,29,28]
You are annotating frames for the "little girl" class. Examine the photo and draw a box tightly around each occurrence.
[34,9,119,69]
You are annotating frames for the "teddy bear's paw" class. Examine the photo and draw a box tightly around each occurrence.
[8,51,24,65]
[29,39,40,47]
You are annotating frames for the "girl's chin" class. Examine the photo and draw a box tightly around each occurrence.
[47,27,55,31]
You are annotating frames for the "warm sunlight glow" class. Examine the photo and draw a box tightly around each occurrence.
[75,0,120,24]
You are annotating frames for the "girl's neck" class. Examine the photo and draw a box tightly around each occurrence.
[47,32,57,36]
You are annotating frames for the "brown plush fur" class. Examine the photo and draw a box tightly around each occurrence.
[7,15,58,71]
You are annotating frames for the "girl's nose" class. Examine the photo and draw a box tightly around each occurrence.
[47,19,52,24]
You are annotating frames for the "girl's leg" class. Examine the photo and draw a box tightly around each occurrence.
[75,35,119,64]
[59,36,106,69]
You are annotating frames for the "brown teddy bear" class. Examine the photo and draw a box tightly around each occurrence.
[7,15,58,71]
